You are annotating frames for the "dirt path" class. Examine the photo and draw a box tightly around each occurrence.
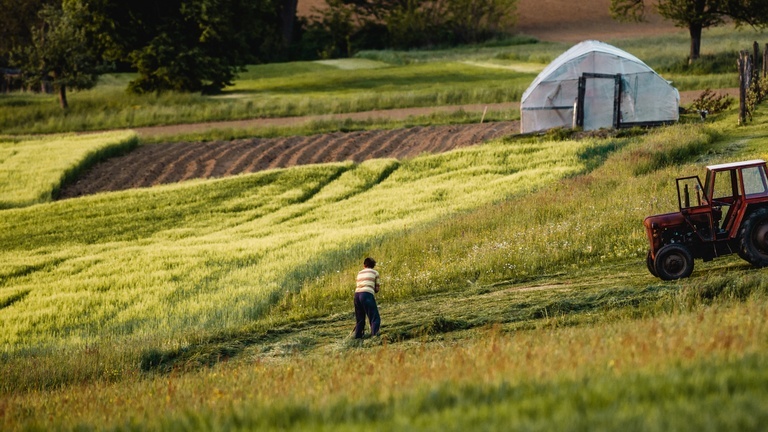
[134,102,519,139]
[133,89,735,140]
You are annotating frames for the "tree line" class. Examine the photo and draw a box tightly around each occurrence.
[0,0,519,108]
[0,0,291,107]
[1,0,767,109]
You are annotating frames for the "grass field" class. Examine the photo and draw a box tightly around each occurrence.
[0,134,591,353]
[2,106,768,430]
[3,28,768,431]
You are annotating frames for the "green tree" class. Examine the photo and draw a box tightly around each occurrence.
[12,0,104,108]
[95,0,280,94]
[610,0,768,61]
[0,0,56,65]
[446,0,517,44]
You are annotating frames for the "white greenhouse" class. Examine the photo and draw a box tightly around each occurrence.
[520,40,680,133]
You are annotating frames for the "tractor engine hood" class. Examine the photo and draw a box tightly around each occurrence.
[644,211,687,255]
[643,212,686,230]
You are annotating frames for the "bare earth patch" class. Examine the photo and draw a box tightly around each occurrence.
[59,121,520,198]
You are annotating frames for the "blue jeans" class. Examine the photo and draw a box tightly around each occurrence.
[354,292,380,338]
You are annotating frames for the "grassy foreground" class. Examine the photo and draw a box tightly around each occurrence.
[2,105,768,430]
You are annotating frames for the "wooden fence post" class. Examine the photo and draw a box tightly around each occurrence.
[739,50,748,125]
[764,43,768,78]
[755,42,762,100]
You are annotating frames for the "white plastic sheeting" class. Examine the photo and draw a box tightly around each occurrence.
[520,40,679,133]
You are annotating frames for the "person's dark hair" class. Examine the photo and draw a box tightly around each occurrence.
[364,257,376,268]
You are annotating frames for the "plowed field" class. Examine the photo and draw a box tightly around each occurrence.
[60,121,520,198]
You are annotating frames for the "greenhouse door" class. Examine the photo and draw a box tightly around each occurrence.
[576,73,622,130]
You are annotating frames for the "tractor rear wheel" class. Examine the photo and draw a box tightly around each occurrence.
[738,208,768,267]
[653,244,694,280]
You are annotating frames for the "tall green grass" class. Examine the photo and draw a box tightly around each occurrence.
[0,136,590,354]
[0,131,137,208]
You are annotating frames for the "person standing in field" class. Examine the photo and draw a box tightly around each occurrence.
[354,257,381,339]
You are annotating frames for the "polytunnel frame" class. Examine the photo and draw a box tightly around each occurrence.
[574,72,678,130]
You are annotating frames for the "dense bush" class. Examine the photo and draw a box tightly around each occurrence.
[690,88,734,115]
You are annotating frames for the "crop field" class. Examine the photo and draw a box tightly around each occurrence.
[58,121,521,197]
[0,131,137,208]
[2,27,768,431]
[0,132,590,351]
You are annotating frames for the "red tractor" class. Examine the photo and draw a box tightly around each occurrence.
[644,159,768,280]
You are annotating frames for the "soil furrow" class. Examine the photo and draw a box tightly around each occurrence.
[290,133,345,166]
[152,143,211,185]
[58,121,521,198]
[246,137,297,171]
[364,128,415,160]
[225,138,276,175]
[271,136,312,168]
[308,132,356,164]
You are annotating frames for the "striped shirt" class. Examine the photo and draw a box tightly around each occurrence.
[355,268,380,295]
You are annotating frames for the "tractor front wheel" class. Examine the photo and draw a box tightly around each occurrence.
[653,244,694,280]
[738,208,768,267]
[646,250,658,277]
